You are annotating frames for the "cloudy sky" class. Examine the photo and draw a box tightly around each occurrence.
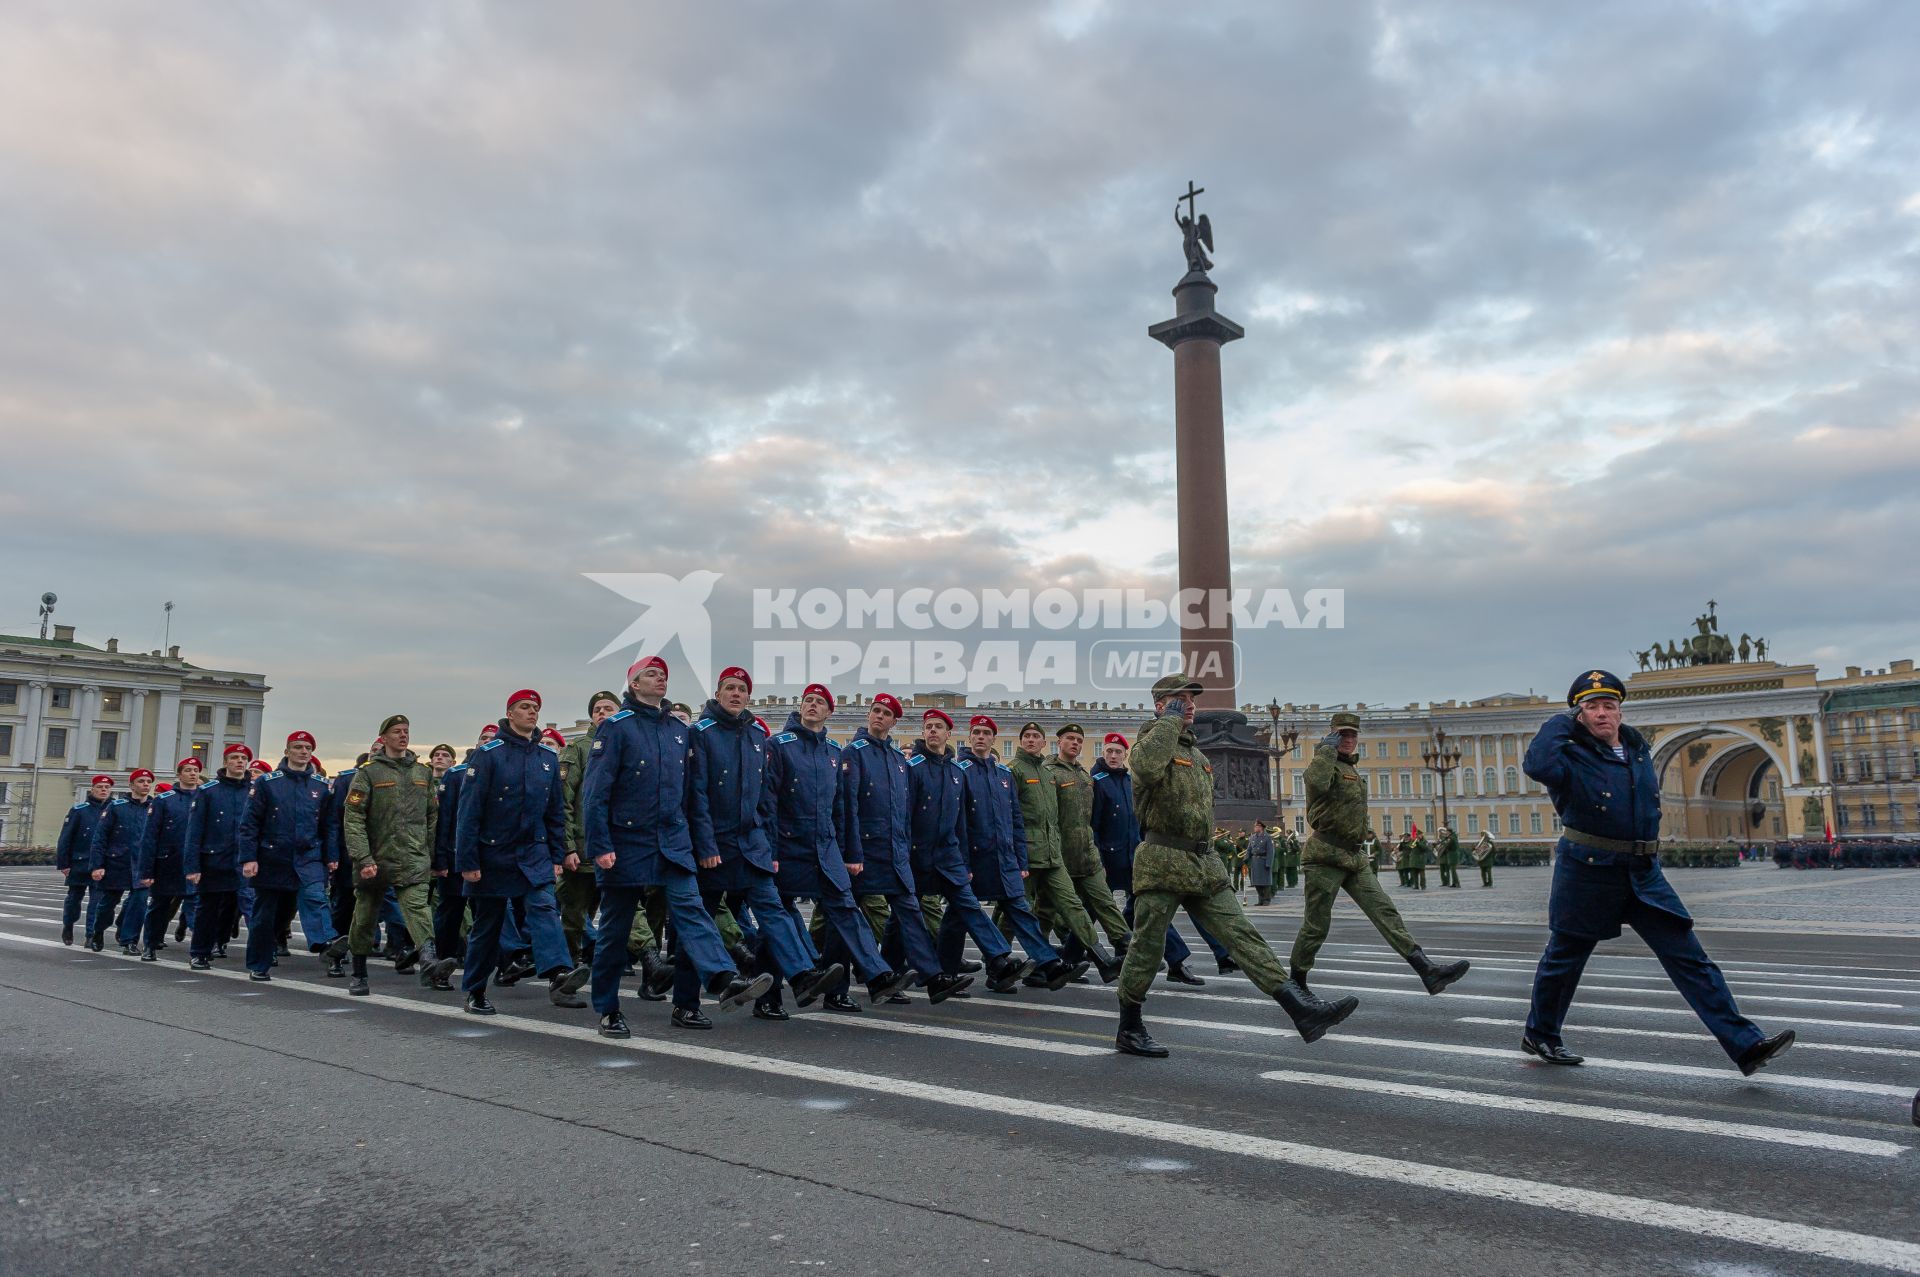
[3,1,1916,757]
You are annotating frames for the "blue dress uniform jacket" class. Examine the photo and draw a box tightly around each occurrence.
[836,727,915,897]
[184,773,252,891]
[580,695,696,887]
[88,796,153,890]
[237,763,333,891]
[688,701,775,891]
[434,763,468,898]
[1524,713,1687,940]
[907,742,971,891]
[957,750,1027,901]
[325,765,358,872]
[455,727,568,896]
[137,787,199,895]
[56,795,112,879]
[1089,765,1139,887]
[764,713,847,899]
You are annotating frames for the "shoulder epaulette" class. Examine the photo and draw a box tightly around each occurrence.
[773,732,796,744]
[449,763,467,774]
[956,758,973,770]
[852,738,869,750]
[539,741,559,753]
[826,738,842,750]
[269,770,284,779]
[478,738,502,752]
[694,718,715,731]
[71,799,89,809]
[908,753,925,767]
[609,709,633,722]
[110,797,127,806]
[1091,770,1108,780]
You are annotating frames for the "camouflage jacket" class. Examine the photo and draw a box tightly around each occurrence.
[344,750,437,887]
[1009,750,1061,869]
[1127,710,1226,897]
[1047,756,1101,878]
[560,727,596,863]
[1436,829,1461,863]
[1302,741,1371,873]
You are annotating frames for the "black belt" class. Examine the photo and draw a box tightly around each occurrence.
[1563,828,1659,857]
[1144,833,1210,855]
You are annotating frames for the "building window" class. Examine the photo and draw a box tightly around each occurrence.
[1508,811,1522,834]
[0,725,11,755]
[191,741,212,765]
[101,690,124,712]
[1375,742,1388,759]
[1397,740,1409,758]
[1420,772,1434,797]
[1381,814,1395,836]
[51,686,74,710]
[97,731,118,762]
[1530,810,1543,834]
[226,707,244,729]
[1398,771,1412,797]
[1293,816,1304,836]
[1505,766,1519,794]
[1466,812,1479,834]
[1483,767,1497,794]
[46,727,68,758]
[0,782,8,804]
[0,682,16,706]
[194,705,213,727]
[1859,753,1874,780]
[1863,804,1878,829]
[1771,817,1783,835]
[1462,770,1477,796]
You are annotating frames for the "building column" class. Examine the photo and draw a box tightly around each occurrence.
[22,682,46,762]
[242,705,263,757]
[154,691,181,772]
[127,691,146,770]
[76,685,99,768]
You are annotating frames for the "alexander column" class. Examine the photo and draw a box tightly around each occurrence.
[1147,182,1267,822]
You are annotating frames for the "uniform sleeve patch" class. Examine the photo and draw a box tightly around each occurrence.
[347,792,364,806]
[591,740,604,751]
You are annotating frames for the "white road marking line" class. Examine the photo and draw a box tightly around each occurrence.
[1255,1070,1908,1157]
[1330,943,1920,983]
[3,928,1916,1274]
[1453,1017,1920,1060]
[1319,954,1918,997]
[801,1015,1110,1056]
[1292,964,1901,1009]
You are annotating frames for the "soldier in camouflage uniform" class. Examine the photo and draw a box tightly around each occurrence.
[1291,712,1470,998]
[1473,830,1496,887]
[1005,722,1120,982]
[1279,827,1301,890]
[1114,674,1358,1059]
[343,714,456,996]
[1048,723,1133,958]
[1436,824,1463,888]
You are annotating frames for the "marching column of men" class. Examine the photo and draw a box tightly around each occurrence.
[45,661,1806,1078]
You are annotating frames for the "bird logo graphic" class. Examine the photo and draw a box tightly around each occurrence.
[585,571,722,694]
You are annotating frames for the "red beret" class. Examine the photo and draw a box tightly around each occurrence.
[540,728,568,749]
[155,782,173,792]
[177,757,203,772]
[129,768,155,783]
[969,714,997,733]
[801,683,835,711]
[922,708,953,728]
[90,774,114,787]
[627,655,668,682]
[223,742,253,760]
[717,666,753,693]
[286,730,315,748]
[871,692,902,717]
[1104,732,1128,748]
[250,759,273,773]
[507,689,541,711]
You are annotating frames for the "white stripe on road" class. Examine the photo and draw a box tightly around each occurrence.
[1329,943,1920,984]
[3,930,1916,1275]
[1255,1070,1907,1158]
[1297,965,1901,1009]
[799,1013,1110,1056]
[1454,1017,1920,1061]
[1319,954,1918,998]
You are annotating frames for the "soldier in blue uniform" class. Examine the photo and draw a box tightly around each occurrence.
[85,767,157,951]
[581,656,769,1039]
[1521,670,1796,1075]
[949,715,1086,990]
[1091,733,1209,986]
[236,731,337,982]
[185,744,254,968]
[766,683,913,1014]
[454,691,591,1015]
[430,732,482,985]
[55,774,115,945]
[686,667,844,1027]
[907,708,1033,992]
[836,692,973,1005]
[134,757,204,960]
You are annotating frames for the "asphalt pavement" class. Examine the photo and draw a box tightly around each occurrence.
[2,865,1916,1276]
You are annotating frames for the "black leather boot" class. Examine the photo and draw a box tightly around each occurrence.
[1273,979,1358,1043]
[1087,942,1122,984]
[639,946,676,997]
[1115,1000,1169,1058]
[1407,947,1470,995]
[348,953,370,997]
[1736,1029,1796,1077]
[865,969,911,1004]
[789,963,846,1008]
[1165,961,1206,987]
[985,955,1035,993]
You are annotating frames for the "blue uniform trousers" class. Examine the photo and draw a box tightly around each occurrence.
[245,889,298,975]
[809,889,891,984]
[463,883,572,995]
[180,894,199,931]
[85,887,124,941]
[679,874,812,1008]
[965,890,1059,968]
[591,868,734,1016]
[924,882,1014,974]
[433,882,467,959]
[115,887,149,946]
[780,897,821,964]
[143,894,186,950]
[298,880,339,949]
[235,882,256,937]
[1526,909,1764,1061]
[874,891,943,980]
[191,891,238,959]
[62,879,95,935]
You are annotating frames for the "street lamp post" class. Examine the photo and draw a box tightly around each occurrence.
[1264,700,1299,829]
[1421,725,1465,836]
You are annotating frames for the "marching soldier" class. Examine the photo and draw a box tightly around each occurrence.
[1280,827,1302,890]
[236,733,335,980]
[1007,722,1120,981]
[1474,829,1496,887]
[1091,733,1206,986]
[1436,824,1463,888]
[558,692,620,966]
[86,768,156,952]
[1290,713,1471,998]
[454,691,591,1015]
[1049,723,1133,960]
[1360,827,1381,876]
[55,774,114,945]
[1520,670,1795,1075]
[342,716,454,996]
[1247,821,1275,905]
[581,656,768,1039]
[1114,674,1357,1058]
[134,757,203,960]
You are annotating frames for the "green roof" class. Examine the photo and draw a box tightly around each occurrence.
[1825,682,1920,712]
[0,633,99,651]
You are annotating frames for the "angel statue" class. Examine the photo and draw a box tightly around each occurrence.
[1176,201,1213,273]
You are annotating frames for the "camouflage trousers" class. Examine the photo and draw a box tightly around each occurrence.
[1069,870,1131,948]
[1120,887,1288,1005]
[1289,863,1418,978]
[350,881,435,959]
[1003,861,1100,954]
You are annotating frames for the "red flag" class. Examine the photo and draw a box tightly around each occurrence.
[1411,819,1421,837]
[1823,820,1834,845]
